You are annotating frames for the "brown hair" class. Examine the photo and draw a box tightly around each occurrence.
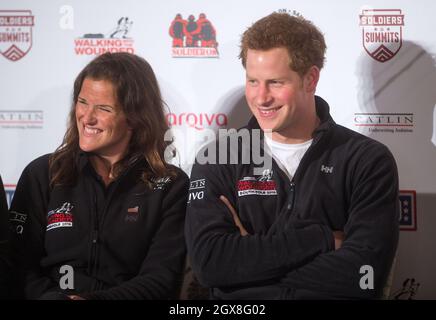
[49,52,175,187]
[239,12,326,76]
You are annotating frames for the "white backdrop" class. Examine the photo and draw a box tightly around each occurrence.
[1,0,435,299]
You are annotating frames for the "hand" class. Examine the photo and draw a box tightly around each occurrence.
[68,295,85,300]
[219,195,249,236]
[333,231,345,250]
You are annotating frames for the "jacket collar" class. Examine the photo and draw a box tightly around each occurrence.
[76,151,146,180]
[312,95,335,135]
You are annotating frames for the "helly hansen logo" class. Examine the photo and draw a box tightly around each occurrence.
[321,165,334,174]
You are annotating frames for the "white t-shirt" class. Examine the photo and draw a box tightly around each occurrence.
[264,135,313,181]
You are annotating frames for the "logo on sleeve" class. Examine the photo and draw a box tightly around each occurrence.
[151,176,172,190]
[9,210,26,235]
[188,179,205,203]
[47,202,74,231]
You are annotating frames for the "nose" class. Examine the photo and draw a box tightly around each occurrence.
[82,105,97,124]
[256,84,273,107]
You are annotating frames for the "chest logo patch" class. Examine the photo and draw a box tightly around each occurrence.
[125,206,140,222]
[47,202,74,231]
[237,173,277,197]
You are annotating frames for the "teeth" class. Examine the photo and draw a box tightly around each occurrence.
[259,107,280,115]
[260,109,275,115]
[84,126,100,134]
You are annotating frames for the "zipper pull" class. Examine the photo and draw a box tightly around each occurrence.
[91,230,98,244]
[287,182,295,210]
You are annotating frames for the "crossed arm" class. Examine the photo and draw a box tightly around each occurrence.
[185,163,336,289]
[219,195,345,249]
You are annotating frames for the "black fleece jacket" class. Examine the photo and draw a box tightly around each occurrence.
[186,96,399,299]
[10,153,189,299]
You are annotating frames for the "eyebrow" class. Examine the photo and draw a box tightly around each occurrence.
[77,96,115,109]
[95,104,115,109]
[245,76,287,82]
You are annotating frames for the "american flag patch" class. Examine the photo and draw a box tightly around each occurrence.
[125,206,139,222]
[399,190,417,231]
[128,206,139,213]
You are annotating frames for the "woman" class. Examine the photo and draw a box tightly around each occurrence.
[10,52,189,299]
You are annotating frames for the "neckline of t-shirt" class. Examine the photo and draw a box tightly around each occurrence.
[264,134,313,150]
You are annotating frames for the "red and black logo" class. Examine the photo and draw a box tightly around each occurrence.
[237,172,277,197]
[169,13,218,58]
[47,202,74,231]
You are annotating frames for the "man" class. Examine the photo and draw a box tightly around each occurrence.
[185,13,399,299]
[0,175,11,298]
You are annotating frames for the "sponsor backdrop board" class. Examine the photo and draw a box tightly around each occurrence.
[1,0,435,299]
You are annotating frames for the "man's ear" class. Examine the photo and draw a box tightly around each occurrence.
[303,65,320,93]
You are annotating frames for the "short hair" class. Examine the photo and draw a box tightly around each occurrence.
[239,12,326,76]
